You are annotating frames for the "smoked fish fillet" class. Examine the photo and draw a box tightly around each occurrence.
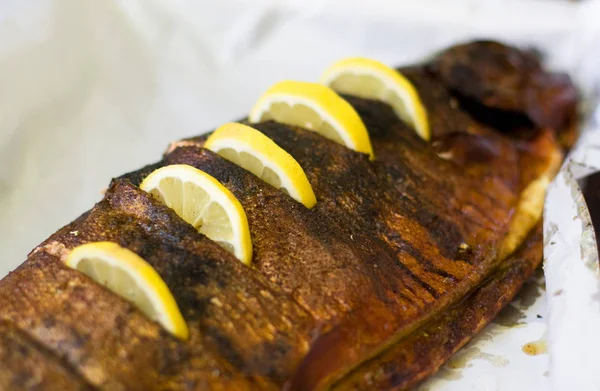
[0,41,577,390]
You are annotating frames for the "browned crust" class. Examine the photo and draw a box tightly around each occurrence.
[429,40,578,149]
[0,321,93,391]
[0,41,576,390]
[2,182,315,390]
[332,223,542,390]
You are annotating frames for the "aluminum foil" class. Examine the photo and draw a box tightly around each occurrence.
[544,106,600,391]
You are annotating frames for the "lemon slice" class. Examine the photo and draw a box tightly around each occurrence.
[248,80,374,159]
[321,57,430,141]
[65,241,189,340]
[205,123,317,208]
[140,165,252,265]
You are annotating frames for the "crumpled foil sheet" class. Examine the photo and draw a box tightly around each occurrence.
[544,104,600,391]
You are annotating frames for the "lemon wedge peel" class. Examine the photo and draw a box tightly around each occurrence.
[248,80,374,159]
[66,241,189,340]
[140,164,252,265]
[321,57,430,141]
[205,123,317,208]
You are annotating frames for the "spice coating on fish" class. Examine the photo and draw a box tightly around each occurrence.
[0,41,577,390]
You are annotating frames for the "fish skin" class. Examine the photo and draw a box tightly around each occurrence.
[162,146,390,322]
[157,116,519,391]
[158,47,557,389]
[0,181,315,390]
[0,41,576,391]
[246,127,517,389]
[428,40,578,149]
[0,249,177,391]
[429,40,545,114]
[333,222,543,391]
[0,321,93,391]
[395,66,522,186]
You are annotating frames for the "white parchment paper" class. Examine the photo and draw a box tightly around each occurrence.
[0,1,599,390]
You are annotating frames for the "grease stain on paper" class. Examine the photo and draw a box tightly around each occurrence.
[516,268,545,310]
[493,304,526,328]
[522,339,547,356]
[430,366,463,382]
[447,347,509,370]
